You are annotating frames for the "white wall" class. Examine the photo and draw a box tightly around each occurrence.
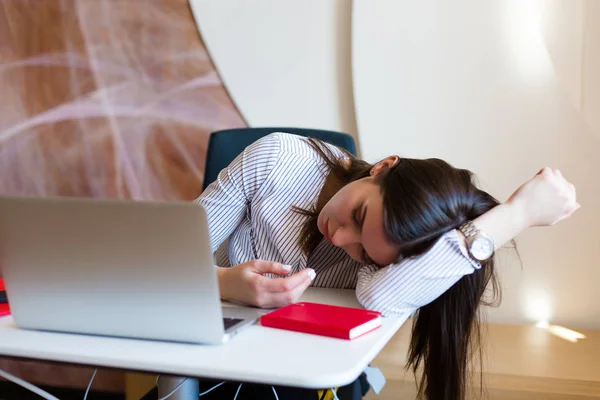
[582,0,600,140]
[188,0,358,142]
[539,0,584,114]
[353,0,600,328]
[539,0,600,141]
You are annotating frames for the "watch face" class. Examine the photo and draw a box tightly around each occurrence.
[471,236,494,260]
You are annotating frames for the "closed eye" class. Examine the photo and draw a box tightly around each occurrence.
[352,203,377,265]
[352,203,367,230]
[351,207,360,225]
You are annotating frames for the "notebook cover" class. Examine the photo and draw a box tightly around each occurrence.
[260,302,382,340]
[0,303,10,317]
[0,278,7,305]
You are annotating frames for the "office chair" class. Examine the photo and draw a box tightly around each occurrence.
[202,127,357,191]
[191,128,368,399]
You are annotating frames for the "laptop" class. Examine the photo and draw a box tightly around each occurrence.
[0,196,261,344]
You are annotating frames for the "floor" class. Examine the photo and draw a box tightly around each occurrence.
[365,319,600,400]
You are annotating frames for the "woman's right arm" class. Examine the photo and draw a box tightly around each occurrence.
[195,136,280,252]
[196,133,315,308]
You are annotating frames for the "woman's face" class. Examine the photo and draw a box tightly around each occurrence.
[317,157,401,267]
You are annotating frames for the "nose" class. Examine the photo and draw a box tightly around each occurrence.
[330,225,359,248]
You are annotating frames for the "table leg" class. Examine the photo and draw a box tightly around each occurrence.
[157,376,199,400]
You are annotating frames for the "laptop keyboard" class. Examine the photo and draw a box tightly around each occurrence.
[223,317,244,330]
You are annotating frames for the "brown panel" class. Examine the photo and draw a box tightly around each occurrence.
[0,358,125,393]
[0,0,246,201]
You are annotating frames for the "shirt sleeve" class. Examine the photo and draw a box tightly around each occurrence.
[194,133,282,252]
[356,230,481,317]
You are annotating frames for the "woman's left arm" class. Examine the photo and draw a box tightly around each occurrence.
[357,167,579,316]
[461,167,579,249]
[356,230,480,316]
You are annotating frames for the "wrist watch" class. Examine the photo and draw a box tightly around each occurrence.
[459,221,495,261]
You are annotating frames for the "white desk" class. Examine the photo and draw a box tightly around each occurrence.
[0,288,407,395]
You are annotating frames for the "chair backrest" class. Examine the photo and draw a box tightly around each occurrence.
[202,127,357,191]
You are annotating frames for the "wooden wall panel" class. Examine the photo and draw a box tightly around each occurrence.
[0,0,246,392]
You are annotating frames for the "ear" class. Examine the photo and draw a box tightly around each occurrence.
[370,156,400,177]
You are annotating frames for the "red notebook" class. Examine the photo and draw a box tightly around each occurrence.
[0,278,10,317]
[0,304,10,317]
[261,302,382,340]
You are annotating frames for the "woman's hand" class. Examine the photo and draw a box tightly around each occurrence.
[217,260,316,308]
[507,167,580,228]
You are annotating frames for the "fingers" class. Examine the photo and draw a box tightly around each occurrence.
[558,171,577,206]
[537,166,553,177]
[537,167,565,180]
[260,268,316,293]
[568,183,580,209]
[551,168,560,178]
[544,167,580,220]
[248,259,294,276]
[268,273,315,308]
[252,269,316,308]
[554,169,579,211]
[538,167,576,194]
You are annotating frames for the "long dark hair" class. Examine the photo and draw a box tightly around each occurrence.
[296,138,502,400]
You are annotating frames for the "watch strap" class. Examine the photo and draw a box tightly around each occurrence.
[459,220,479,239]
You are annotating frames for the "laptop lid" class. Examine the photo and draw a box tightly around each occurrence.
[0,196,226,344]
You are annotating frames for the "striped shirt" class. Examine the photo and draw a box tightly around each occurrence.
[195,132,480,317]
